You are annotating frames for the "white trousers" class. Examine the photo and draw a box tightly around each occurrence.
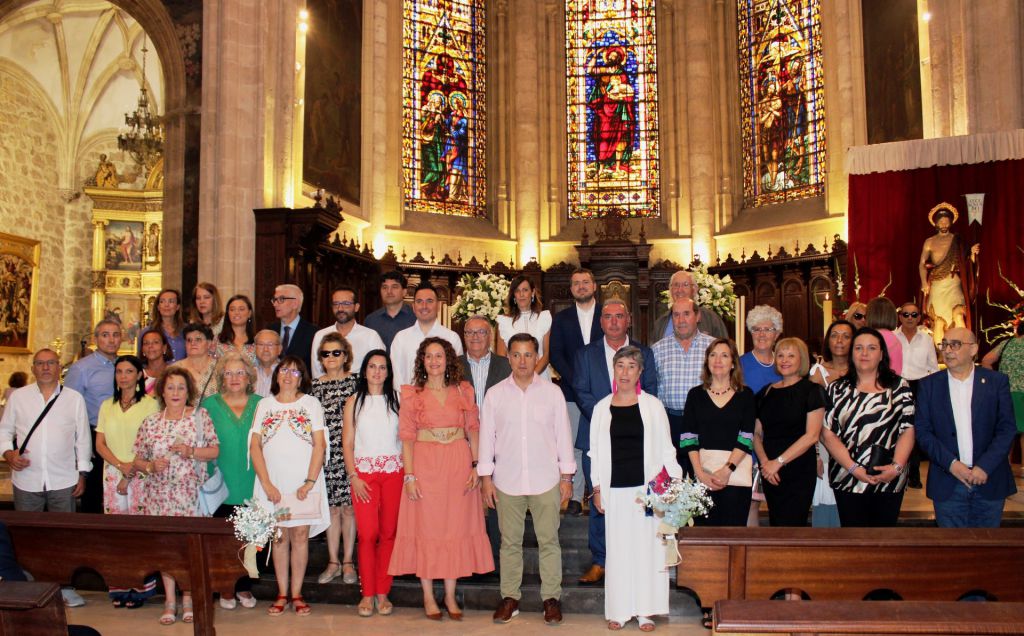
[604,486,670,623]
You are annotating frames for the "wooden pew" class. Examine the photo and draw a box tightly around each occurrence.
[0,511,248,636]
[713,599,1024,635]
[0,581,67,636]
[677,527,1024,606]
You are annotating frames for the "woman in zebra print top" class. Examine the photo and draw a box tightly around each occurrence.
[821,327,915,527]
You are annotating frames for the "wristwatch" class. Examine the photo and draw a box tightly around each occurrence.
[777,455,787,465]
[892,462,904,474]
[726,462,737,472]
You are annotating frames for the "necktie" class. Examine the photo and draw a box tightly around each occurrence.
[281,325,292,354]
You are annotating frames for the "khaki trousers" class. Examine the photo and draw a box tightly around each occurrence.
[496,483,563,600]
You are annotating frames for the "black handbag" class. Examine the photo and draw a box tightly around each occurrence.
[863,444,893,476]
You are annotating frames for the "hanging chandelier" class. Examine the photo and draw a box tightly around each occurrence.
[117,35,164,174]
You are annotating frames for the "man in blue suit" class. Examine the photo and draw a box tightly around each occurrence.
[573,298,658,583]
[549,268,603,515]
[915,327,1018,527]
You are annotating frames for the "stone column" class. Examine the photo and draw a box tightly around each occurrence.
[198,0,299,299]
[510,0,542,265]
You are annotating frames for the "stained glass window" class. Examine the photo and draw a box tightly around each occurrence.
[403,0,486,217]
[566,0,660,220]
[738,0,825,208]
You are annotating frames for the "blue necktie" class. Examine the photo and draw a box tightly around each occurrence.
[281,325,292,354]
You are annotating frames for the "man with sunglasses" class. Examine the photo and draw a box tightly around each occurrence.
[895,302,939,488]
[310,286,384,379]
[915,328,1017,527]
[266,283,317,373]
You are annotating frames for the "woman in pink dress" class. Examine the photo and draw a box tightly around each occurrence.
[388,337,494,620]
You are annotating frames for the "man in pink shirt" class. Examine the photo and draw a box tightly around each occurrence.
[478,333,576,626]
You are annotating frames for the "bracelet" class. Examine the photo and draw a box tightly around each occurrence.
[892,462,904,474]
[403,474,417,483]
[303,478,315,485]
[471,460,478,468]
[848,462,862,473]
[560,476,573,483]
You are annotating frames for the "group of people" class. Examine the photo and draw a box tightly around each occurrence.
[0,265,1020,631]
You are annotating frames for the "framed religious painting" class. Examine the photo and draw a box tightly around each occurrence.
[104,220,145,271]
[0,231,41,353]
[104,294,144,355]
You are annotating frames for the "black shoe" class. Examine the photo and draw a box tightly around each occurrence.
[908,477,923,489]
[566,500,583,516]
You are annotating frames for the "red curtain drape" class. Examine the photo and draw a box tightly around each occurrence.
[848,158,1024,344]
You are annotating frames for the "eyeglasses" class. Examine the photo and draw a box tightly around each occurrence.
[750,327,777,334]
[331,301,355,308]
[280,368,302,377]
[852,313,865,320]
[939,340,976,351]
[901,311,920,318]
[185,337,208,344]
[223,370,248,378]
[465,329,489,337]
[254,342,279,348]
[33,359,59,367]
[319,350,344,358]
[270,296,296,304]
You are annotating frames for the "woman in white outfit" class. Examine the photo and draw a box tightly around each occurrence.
[495,275,553,378]
[249,355,330,616]
[590,346,682,632]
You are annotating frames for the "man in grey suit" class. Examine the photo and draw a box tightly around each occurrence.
[459,314,512,563]
[650,270,729,344]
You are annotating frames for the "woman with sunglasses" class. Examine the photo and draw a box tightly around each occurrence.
[250,356,329,616]
[310,333,360,586]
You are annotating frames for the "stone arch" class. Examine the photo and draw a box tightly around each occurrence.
[0,0,188,286]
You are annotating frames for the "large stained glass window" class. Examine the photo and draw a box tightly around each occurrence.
[738,0,825,208]
[566,0,660,220]
[403,0,486,217]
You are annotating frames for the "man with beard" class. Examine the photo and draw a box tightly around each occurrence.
[311,286,384,379]
[919,203,980,346]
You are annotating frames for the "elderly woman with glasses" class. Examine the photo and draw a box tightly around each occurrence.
[310,333,360,586]
[590,346,682,632]
[172,323,219,405]
[250,356,329,616]
[740,305,783,393]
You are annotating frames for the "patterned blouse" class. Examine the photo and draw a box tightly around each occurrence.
[825,378,915,494]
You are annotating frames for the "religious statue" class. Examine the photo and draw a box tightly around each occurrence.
[586,45,637,179]
[94,154,118,188]
[919,202,980,345]
[143,223,161,265]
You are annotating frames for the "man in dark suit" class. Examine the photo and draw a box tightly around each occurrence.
[459,314,512,565]
[916,327,1018,527]
[573,298,658,584]
[267,283,317,374]
[549,268,603,515]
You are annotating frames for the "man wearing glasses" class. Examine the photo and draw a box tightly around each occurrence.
[915,328,1017,527]
[267,283,317,373]
[252,330,282,397]
[649,270,728,345]
[895,302,939,488]
[310,286,384,379]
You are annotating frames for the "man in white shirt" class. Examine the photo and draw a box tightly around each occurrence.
[311,286,385,378]
[894,301,939,488]
[253,330,282,397]
[0,349,92,511]
[390,283,463,387]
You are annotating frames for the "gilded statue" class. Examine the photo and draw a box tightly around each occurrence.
[94,154,118,188]
[919,203,980,345]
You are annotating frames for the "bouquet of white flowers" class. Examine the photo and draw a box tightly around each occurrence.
[636,469,713,567]
[659,263,738,320]
[228,499,290,577]
[449,272,511,323]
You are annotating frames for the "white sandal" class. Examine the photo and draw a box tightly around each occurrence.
[159,601,177,625]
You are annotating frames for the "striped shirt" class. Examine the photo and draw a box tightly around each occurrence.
[652,332,716,412]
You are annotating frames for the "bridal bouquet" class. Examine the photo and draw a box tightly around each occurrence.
[449,272,511,323]
[659,263,737,319]
[637,469,713,566]
[228,499,290,577]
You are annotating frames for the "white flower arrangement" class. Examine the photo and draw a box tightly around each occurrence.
[659,264,738,319]
[637,473,714,567]
[450,272,512,323]
[228,499,289,578]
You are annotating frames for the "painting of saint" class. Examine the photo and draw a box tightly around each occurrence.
[0,234,39,353]
[443,92,469,201]
[586,45,637,179]
[104,221,144,271]
[420,91,447,199]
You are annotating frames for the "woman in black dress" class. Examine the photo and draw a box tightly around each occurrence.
[680,338,755,527]
[754,337,825,526]
[822,327,915,527]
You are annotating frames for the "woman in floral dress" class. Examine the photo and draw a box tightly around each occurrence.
[310,333,359,585]
[250,356,329,616]
[132,367,220,625]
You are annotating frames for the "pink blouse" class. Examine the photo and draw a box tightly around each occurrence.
[399,381,479,441]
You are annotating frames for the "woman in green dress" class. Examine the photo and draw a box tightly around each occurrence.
[982,321,1024,468]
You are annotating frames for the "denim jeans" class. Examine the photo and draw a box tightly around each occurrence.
[581,453,605,566]
[933,481,1005,528]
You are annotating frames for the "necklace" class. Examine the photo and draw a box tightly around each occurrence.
[119,396,136,412]
[753,352,775,367]
[708,386,733,396]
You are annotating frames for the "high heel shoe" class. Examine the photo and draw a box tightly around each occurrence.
[424,602,442,621]
[445,598,463,621]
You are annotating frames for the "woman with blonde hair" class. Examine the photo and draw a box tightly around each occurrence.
[189,283,224,339]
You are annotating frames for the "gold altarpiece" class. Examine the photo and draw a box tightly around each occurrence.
[86,186,163,354]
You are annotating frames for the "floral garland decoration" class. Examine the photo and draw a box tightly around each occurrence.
[449,272,511,324]
[659,263,738,320]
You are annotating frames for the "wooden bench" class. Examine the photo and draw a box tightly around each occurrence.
[0,511,249,636]
[712,599,1024,635]
[677,527,1024,607]
[0,581,67,636]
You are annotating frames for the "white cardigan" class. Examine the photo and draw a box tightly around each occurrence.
[588,391,683,490]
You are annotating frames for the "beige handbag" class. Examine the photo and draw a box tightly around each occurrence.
[698,449,753,488]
